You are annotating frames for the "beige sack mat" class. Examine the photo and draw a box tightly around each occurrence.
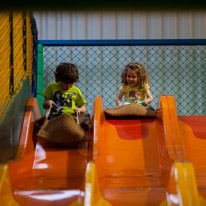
[104,104,156,118]
[37,114,90,148]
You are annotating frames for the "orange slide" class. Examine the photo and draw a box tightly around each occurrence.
[0,98,92,206]
[91,96,206,206]
[0,96,206,206]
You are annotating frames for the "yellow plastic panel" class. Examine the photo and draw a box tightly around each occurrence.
[167,161,201,206]
[84,161,111,206]
[0,164,20,206]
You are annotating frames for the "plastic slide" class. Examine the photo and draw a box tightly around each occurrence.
[0,98,92,206]
[0,96,206,206]
[90,95,206,206]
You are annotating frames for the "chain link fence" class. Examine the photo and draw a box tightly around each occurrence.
[40,40,206,115]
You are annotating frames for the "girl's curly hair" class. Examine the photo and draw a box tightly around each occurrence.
[54,62,79,83]
[121,62,149,90]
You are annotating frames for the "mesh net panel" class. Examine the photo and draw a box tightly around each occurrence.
[0,12,34,120]
[26,13,34,86]
[42,45,206,116]
[0,13,11,119]
[13,12,25,94]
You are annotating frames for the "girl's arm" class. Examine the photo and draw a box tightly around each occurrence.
[116,90,124,107]
[141,89,153,106]
[43,98,57,109]
[75,104,86,114]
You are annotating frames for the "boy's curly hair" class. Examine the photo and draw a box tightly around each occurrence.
[121,62,149,90]
[54,62,79,83]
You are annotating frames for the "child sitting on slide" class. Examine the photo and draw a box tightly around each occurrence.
[115,62,153,108]
[43,62,87,121]
[36,62,90,148]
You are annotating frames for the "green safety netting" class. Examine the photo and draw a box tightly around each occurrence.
[42,45,206,115]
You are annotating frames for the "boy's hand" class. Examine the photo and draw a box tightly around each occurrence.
[43,99,57,109]
[74,108,80,114]
[75,104,86,115]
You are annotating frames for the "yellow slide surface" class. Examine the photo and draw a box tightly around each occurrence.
[0,96,206,205]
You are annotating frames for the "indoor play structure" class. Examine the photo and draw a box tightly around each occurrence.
[0,95,206,206]
[0,11,206,206]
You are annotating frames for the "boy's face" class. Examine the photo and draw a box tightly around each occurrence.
[60,81,73,91]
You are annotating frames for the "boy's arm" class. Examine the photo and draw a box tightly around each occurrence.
[116,90,124,107]
[75,104,86,114]
[43,84,58,109]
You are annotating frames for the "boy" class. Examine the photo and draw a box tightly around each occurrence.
[43,62,86,120]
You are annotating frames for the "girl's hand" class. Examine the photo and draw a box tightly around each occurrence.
[115,101,121,107]
[117,102,122,107]
[141,100,148,106]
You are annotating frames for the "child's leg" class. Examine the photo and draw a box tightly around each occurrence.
[123,102,131,105]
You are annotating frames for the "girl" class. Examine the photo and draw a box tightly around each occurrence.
[115,62,153,107]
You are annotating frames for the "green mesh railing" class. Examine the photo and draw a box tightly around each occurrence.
[39,40,206,116]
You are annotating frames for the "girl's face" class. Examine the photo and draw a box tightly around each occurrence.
[60,81,73,91]
[126,68,138,87]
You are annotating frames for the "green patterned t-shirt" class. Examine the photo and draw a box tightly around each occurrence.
[43,82,86,116]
